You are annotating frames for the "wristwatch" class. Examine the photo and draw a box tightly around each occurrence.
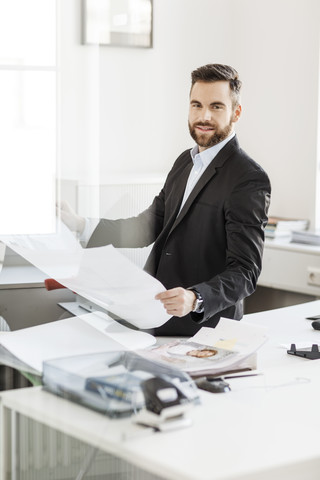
[191,290,204,313]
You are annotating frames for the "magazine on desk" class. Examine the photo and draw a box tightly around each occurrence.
[138,318,268,377]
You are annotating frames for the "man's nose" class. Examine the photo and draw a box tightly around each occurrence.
[202,108,212,122]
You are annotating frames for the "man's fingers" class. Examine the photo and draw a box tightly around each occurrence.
[155,287,183,301]
[155,288,196,318]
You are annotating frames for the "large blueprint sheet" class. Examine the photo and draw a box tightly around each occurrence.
[1,223,170,329]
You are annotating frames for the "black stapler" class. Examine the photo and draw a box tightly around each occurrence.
[133,377,193,431]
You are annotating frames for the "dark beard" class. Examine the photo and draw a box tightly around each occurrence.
[188,120,233,149]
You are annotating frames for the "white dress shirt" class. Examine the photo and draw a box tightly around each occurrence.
[179,131,235,213]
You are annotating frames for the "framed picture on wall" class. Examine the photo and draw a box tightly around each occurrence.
[82,0,153,48]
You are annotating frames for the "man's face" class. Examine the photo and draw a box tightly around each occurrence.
[188,80,241,152]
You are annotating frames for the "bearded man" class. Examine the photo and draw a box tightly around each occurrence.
[61,64,271,336]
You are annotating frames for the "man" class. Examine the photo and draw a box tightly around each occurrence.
[61,64,271,336]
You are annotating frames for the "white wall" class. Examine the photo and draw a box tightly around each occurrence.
[59,0,320,227]
[231,0,320,227]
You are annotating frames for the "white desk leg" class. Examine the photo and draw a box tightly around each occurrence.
[0,403,14,480]
[10,410,18,480]
[75,446,98,480]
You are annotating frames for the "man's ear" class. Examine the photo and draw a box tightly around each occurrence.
[232,104,242,123]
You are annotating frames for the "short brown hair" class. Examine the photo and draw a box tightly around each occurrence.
[191,64,242,107]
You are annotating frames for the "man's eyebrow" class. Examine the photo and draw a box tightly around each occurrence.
[190,99,202,104]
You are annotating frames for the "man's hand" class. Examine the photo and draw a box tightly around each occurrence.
[57,200,86,235]
[155,287,196,317]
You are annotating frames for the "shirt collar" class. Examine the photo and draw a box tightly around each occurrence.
[190,131,236,166]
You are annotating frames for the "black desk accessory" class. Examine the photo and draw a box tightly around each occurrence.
[287,343,320,360]
[133,377,193,431]
[195,377,231,393]
[311,320,320,330]
[305,314,320,320]
[140,377,188,414]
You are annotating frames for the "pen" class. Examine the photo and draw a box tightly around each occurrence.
[206,372,263,381]
[223,372,263,380]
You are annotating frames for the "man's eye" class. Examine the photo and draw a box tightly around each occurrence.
[192,104,201,108]
[212,105,222,110]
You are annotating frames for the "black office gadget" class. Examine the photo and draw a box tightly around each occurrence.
[311,320,320,330]
[140,377,187,415]
[133,377,193,431]
[287,343,320,360]
[195,377,231,393]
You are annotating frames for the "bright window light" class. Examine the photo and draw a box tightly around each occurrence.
[0,0,56,235]
[0,0,55,66]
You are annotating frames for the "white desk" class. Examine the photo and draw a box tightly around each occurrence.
[2,301,320,480]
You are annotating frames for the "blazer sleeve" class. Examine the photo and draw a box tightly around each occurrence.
[86,188,166,249]
[190,167,271,323]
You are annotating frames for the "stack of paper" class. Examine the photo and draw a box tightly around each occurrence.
[0,311,156,375]
[291,230,320,246]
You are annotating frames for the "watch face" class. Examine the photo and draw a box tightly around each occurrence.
[191,290,203,312]
[193,294,203,313]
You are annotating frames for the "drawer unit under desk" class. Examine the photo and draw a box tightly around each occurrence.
[259,240,320,296]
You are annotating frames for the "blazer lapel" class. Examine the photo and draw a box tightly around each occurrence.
[169,158,193,218]
[170,136,240,233]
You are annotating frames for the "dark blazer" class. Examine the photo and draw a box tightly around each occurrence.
[87,136,271,335]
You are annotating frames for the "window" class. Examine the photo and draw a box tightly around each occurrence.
[0,0,56,234]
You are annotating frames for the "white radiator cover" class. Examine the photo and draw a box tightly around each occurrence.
[17,414,163,479]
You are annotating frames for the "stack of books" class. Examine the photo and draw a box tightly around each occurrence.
[265,216,309,239]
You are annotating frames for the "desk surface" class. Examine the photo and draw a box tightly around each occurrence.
[2,300,320,480]
[246,299,320,369]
